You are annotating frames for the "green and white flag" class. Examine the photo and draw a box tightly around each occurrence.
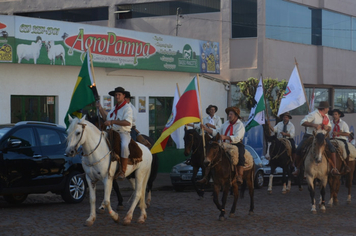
[64,51,96,128]
[245,77,265,131]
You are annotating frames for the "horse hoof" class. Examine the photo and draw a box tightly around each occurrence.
[113,213,120,223]
[282,191,286,194]
[311,210,317,214]
[299,187,303,191]
[219,216,225,221]
[117,205,124,211]
[137,216,146,224]
[98,207,105,214]
[123,220,131,226]
[146,202,151,208]
[198,196,204,200]
[249,211,254,215]
[85,220,94,227]
[347,200,351,205]
[229,213,235,218]
[334,201,339,206]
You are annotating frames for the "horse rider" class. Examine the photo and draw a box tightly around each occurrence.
[187,104,222,135]
[268,112,297,166]
[198,106,245,185]
[96,86,133,180]
[186,104,222,164]
[292,101,340,176]
[124,91,151,148]
[329,108,351,172]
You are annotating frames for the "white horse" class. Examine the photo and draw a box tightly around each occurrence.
[304,130,329,214]
[65,116,152,226]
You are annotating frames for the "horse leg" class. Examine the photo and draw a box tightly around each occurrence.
[219,184,229,221]
[85,177,97,227]
[286,165,292,193]
[267,174,273,194]
[306,177,316,213]
[327,175,334,206]
[229,183,239,218]
[212,184,224,220]
[281,169,287,194]
[333,176,341,206]
[103,177,120,223]
[320,178,327,213]
[113,179,124,211]
[192,166,204,198]
[146,190,152,208]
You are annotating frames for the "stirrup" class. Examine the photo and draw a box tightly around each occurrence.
[330,168,341,176]
[117,172,126,180]
[292,168,300,177]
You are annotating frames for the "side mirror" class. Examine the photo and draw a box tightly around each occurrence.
[7,139,22,149]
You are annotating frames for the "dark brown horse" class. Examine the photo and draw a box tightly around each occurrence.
[327,140,355,206]
[205,135,254,220]
[183,127,211,198]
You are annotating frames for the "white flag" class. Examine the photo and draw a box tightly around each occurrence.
[245,77,265,131]
[170,85,184,148]
[277,66,306,116]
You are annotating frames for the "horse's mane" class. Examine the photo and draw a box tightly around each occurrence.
[67,117,99,138]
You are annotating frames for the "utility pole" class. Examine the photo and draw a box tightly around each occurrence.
[176,7,182,36]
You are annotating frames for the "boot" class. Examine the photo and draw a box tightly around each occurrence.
[236,166,244,185]
[137,134,152,149]
[197,166,210,184]
[330,153,340,175]
[118,157,128,180]
[292,154,301,177]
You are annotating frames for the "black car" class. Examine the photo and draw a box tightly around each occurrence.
[0,121,86,204]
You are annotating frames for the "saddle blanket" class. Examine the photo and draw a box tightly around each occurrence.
[330,139,356,161]
[221,143,254,171]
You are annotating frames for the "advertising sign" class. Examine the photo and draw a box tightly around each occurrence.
[1,16,219,74]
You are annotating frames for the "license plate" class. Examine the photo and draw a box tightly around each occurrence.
[182,174,192,180]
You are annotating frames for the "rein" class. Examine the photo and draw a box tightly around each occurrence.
[188,133,202,155]
[208,142,224,168]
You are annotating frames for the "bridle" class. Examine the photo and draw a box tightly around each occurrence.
[185,132,202,155]
[269,139,288,160]
[71,122,111,166]
[207,141,223,168]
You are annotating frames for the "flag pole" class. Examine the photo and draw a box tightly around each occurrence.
[294,57,310,113]
[88,48,101,128]
[196,74,206,158]
[261,74,271,136]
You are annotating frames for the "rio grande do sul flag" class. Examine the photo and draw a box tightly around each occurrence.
[64,51,95,128]
[277,65,306,116]
[151,77,201,154]
[245,77,265,132]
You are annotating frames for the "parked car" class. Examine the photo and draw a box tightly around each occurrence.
[0,121,86,204]
[170,144,283,191]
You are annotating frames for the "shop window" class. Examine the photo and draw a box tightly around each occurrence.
[334,88,356,113]
[149,97,174,146]
[11,96,56,123]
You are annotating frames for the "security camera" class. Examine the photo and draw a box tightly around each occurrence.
[225,84,230,91]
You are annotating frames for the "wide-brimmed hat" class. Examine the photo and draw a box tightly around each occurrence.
[206,105,218,115]
[108,87,126,97]
[225,106,241,119]
[280,112,292,120]
[317,101,330,109]
[124,91,133,99]
[328,109,344,117]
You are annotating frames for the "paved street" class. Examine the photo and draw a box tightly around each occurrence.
[1,174,356,236]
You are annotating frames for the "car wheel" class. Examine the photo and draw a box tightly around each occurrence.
[254,171,264,189]
[173,185,185,192]
[61,171,86,204]
[4,194,28,204]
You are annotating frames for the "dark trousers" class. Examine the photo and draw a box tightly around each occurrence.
[232,142,245,166]
[130,126,138,141]
[288,138,296,153]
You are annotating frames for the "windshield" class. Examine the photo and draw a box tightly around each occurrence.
[0,127,12,139]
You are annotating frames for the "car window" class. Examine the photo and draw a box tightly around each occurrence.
[0,127,11,139]
[10,128,36,147]
[37,128,62,146]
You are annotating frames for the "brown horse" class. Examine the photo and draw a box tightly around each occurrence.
[183,127,211,198]
[327,140,355,206]
[205,135,254,221]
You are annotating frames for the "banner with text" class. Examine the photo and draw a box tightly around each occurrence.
[0,15,219,74]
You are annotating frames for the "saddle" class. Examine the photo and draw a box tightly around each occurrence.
[278,138,292,158]
[328,139,356,161]
[221,143,254,171]
[106,129,143,165]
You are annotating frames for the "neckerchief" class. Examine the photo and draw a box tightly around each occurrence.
[209,116,215,125]
[321,113,329,126]
[333,120,340,138]
[110,100,127,119]
[223,119,237,142]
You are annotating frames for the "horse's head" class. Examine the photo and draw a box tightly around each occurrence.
[183,127,198,156]
[265,134,278,160]
[312,129,327,163]
[205,133,223,165]
[65,115,89,157]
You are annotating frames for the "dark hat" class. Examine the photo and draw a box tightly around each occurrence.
[317,101,330,109]
[328,109,344,117]
[280,112,292,120]
[108,87,125,97]
[124,91,133,99]
[206,105,218,115]
[225,106,241,119]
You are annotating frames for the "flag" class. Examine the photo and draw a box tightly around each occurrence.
[277,65,306,116]
[245,77,265,132]
[170,85,184,149]
[310,87,315,112]
[64,51,95,128]
[151,77,201,154]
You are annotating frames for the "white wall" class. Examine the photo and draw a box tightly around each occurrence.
[0,63,227,135]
